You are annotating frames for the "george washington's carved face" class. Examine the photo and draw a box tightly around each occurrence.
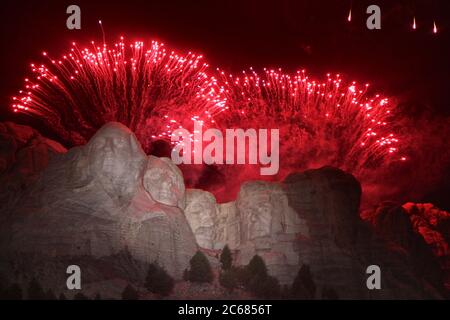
[143,156,185,208]
[86,122,146,202]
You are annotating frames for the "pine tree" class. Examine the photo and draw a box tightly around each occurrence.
[291,264,316,299]
[122,284,139,300]
[219,245,233,270]
[246,255,267,278]
[242,255,281,298]
[144,263,174,297]
[188,251,213,283]
[252,275,280,299]
[231,266,248,287]
[27,278,46,300]
[244,255,267,288]
[321,286,339,300]
[183,268,189,281]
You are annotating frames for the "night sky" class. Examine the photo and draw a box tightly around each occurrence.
[0,0,449,207]
[1,0,450,114]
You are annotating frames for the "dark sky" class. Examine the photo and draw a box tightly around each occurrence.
[0,0,449,208]
[1,0,450,119]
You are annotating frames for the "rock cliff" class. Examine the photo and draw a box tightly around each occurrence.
[0,122,447,299]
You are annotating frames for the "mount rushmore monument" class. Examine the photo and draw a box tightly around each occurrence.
[0,121,448,299]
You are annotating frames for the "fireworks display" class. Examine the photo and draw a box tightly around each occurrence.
[11,37,405,192]
[215,68,404,176]
[12,38,226,151]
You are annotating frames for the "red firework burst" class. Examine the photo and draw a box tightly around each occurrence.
[215,68,404,176]
[11,37,405,182]
[12,37,226,151]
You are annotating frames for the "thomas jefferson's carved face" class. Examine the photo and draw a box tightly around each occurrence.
[143,156,185,208]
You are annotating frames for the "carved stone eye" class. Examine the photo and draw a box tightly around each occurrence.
[92,138,106,149]
[113,137,126,147]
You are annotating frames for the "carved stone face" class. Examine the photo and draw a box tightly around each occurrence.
[237,182,274,240]
[86,122,146,201]
[143,156,185,208]
[184,189,217,248]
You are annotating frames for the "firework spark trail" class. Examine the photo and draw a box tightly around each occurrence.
[11,38,404,179]
[12,38,226,150]
[215,68,403,175]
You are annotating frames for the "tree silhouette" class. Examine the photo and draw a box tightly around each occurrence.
[220,245,233,270]
[321,286,339,300]
[247,255,267,278]
[243,255,280,298]
[144,263,174,297]
[183,268,189,281]
[291,264,316,299]
[188,251,213,283]
[122,284,139,300]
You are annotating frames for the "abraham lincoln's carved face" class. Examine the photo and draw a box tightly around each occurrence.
[184,189,217,248]
[237,182,273,241]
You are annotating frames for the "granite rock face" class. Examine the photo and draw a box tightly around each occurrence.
[0,122,66,224]
[403,203,449,290]
[0,122,197,290]
[144,156,186,209]
[184,189,217,249]
[402,204,450,263]
[234,181,308,285]
[284,168,444,299]
[215,201,241,250]
[184,166,446,298]
[0,122,447,299]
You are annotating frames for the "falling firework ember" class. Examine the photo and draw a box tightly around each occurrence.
[11,38,404,190]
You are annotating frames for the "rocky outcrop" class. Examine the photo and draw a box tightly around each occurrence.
[0,122,197,291]
[403,203,449,290]
[0,122,66,223]
[361,201,449,293]
[0,122,447,299]
[234,181,308,285]
[0,122,66,176]
[184,166,446,298]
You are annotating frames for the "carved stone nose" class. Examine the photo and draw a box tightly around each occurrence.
[102,137,116,153]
